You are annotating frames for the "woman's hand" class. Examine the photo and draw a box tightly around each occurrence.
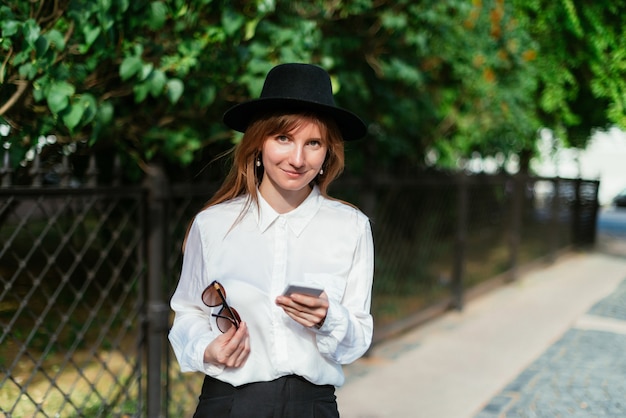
[203,322,250,368]
[275,292,329,329]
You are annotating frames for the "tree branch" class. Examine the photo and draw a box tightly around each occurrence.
[0,46,12,84]
[63,20,75,45]
[0,81,29,116]
[100,87,134,101]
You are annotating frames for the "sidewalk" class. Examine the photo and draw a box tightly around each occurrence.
[337,251,626,418]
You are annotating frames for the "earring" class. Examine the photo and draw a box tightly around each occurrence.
[256,157,261,167]
[319,168,324,175]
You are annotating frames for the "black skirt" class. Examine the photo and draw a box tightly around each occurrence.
[193,374,340,418]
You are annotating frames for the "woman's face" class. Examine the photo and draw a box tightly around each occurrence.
[258,118,327,209]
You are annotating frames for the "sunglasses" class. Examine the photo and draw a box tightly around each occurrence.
[202,281,241,333]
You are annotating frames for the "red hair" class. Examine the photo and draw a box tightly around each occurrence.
[183,112,347,249]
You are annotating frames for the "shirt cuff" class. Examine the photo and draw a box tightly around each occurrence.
[203,361,225,376]
[313,299,349,352]
[191,334,226,376]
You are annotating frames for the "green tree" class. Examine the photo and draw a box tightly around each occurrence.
[316,0,541,171]
[1,0,624,182]
[513,0,626,147]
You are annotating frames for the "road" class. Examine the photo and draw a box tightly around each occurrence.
[596,205,626,256]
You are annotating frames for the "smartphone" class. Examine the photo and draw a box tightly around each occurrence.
[282,284,323,297]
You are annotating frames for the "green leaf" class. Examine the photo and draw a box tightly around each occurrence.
[45,29,66,51]
[90,101,114,145]
[133,81,151,102]
[149,69,167,97]
[18,63,37,80]
[117,0,130,13]
[1,20,20,37]
[12,49,30,66]
[148,2,168,30]
[82,24,101,47]
[257,0,276,14]
[199,85,216,107]
[8,144,28,169]
[97,101,114,125]
[120,56,142,81]
[380,11,408,30]
[166,78,184,104]
[139,63,154,81]
[99,0,113,12]
[77,94,98,125]
[245,18,260,41]
[61,101,85,131]
[47,81,75,113]
[35,36,49,58]
[22,19,40,47]
[32,84,45,102]
[221,9,245,36]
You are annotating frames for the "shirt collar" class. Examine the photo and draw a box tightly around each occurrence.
[256,186,323,236]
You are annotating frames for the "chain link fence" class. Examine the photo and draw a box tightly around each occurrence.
[1,155,599,417]
[1,187,146,417]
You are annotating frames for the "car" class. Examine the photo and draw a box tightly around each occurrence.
[613,188,626,207]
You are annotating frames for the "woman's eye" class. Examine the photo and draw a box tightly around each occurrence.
[276,135,289,142]
[309,140,322,147]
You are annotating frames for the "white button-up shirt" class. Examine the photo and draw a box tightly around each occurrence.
[168,186,374,387]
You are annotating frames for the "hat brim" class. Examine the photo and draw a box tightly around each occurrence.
[223,98,367,141]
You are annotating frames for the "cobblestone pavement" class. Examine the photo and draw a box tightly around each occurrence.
[475,278,626,418]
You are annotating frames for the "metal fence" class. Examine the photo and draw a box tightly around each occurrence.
[1,186,147,417]
[0,155,599,417]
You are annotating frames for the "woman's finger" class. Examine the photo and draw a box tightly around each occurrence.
[282,306,324,328]
[281,302,326,319]
[226,323,249,363]
[280,292,328,309]
[205,322,250,367]
[232,333,251,367]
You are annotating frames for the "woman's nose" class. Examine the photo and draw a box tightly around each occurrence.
[288,146,305,167]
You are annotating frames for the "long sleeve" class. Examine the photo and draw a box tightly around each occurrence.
[314,219,374,364]
[168,219,224,375]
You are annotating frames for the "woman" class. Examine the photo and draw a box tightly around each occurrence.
[169,63,374,417]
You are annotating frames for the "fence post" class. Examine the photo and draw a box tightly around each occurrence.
[508,174,523,280]
[145,163,170,418]
[572,177,583,246]
[451,173,468,310]
[588,180,600,246]
[549,177,561,260]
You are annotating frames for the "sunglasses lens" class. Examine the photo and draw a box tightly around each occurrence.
[202,281,241,333]
[202,282,226,307]
[215,307,241,333]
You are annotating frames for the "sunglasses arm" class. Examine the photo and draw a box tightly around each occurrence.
[215,286,241,328]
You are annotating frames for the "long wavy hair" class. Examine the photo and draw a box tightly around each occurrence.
[183,111,347,248]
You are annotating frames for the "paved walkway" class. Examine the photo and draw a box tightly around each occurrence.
[337,251,626,418]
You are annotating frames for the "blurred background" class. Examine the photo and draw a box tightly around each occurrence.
[533,126,626,206]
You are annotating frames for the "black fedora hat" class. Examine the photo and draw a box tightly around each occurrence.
[223,63,367,141]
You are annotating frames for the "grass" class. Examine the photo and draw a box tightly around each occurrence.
[371,222,558,329]
[1,349,141,417]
